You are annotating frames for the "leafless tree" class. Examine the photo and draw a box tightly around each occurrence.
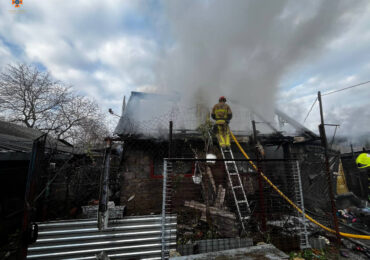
[0,64,109,145]
[67,115,110,147]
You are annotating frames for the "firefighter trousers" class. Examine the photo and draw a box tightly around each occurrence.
[216,123,230,148]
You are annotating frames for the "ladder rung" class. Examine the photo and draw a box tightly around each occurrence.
[233,186,242,189]
[229,173,238,176]
[237,200,248,203]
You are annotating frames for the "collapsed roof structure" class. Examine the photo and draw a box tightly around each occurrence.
[115,91,320,141]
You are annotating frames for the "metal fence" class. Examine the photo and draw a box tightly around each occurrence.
[161,156,310,258]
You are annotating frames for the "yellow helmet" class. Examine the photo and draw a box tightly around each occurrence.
[356,153,370,169]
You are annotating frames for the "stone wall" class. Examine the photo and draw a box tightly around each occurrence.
[120,149,163,214]
[120,150,224,215]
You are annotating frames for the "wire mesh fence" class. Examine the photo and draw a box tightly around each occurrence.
[161,156,311,258]
[30,150,113,221]
[291,145,341,236]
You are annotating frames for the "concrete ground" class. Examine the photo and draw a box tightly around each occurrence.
[170,244,288,260]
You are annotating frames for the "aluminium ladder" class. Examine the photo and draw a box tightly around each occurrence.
[220,146,251,233]
[292,160,310,249]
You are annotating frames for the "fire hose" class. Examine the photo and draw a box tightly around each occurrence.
[230,130,370,240]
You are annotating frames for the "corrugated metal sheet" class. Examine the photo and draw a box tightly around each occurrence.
[0,120,90,154]
[27,215,177,260]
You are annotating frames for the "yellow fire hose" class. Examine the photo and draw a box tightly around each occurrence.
[230,130,370,240]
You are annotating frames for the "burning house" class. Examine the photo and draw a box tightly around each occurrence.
[20,91,368,259]
[114,91,340,214]
[109,91,349,256]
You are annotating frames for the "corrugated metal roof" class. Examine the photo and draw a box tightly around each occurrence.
[0,120,77,154]
[27,215,176,260]
[0,120,44,140]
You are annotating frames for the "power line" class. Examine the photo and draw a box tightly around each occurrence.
[322,80,370,96]
[303,97,317,123]
[301,80,370,123]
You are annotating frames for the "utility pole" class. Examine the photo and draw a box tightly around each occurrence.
[317,91,341,243]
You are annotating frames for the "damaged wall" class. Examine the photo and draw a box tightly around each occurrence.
[120,138,205,214]
[120,149,163,214]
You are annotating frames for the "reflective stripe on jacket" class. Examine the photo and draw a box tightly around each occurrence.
[212,102,232,120]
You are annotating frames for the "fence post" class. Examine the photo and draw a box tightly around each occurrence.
[161,159,168,259]
[98,139,112,230]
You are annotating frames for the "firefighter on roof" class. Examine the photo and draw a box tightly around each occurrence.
[212,96,232,148]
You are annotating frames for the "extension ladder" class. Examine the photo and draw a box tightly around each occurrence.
[292,161,310,249]
[220,146,251,233]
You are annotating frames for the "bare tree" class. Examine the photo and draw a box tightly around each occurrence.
[70,116,110,147]
[0,64,108,145]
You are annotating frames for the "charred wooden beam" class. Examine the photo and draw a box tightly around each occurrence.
[184,200,238,237]
[214,185,226,209]
[184,200,236,220]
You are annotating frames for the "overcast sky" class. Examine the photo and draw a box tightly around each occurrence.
[0,0,369,144]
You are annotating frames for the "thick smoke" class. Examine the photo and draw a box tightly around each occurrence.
[157,0,364,122]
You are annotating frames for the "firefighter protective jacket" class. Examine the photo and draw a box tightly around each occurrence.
[211,102,232,123]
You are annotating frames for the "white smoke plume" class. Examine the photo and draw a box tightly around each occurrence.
[157,0,364,123]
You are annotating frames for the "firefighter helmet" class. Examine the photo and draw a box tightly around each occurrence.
[219,96,226,102]
[356,153,370,169]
